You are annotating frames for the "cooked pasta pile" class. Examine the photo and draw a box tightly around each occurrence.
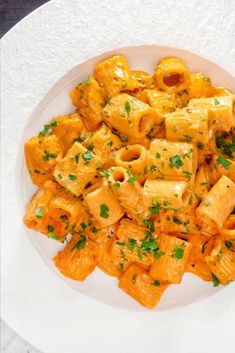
[24,55,235,308]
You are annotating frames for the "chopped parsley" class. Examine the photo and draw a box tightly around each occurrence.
[171,245,184,259]
[183,170,192,180]
[127,174,138,184]
[99,169,110,178]
[35,208,44,218]
[143,219,155,233]
[82,150,94,162]
[124,101,131,115]
[38,121,58,135]
[169,155,184,169]
[119,263,124,270]
[216,136,235,158]
[149,196,161,214]
[225,240,235,252]
[114,182,121,189]
[82,78,90,85]
[72,232,86,250]
[100,204,109,218]
[154,250,165,259]
[71,153,80,164]
[69,174,77,180]
[212,273,220,287]
[107,140,113,147]
[43,151,57,161]
[214,98,220,106]
[173,217,182,225]
[156,152,161,159]
[47,225,58,240]
[217,155,231,170]
[151,280,160,286]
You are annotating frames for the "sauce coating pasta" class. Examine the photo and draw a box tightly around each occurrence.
[24,55,235,308]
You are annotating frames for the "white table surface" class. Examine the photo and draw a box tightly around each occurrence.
[1,0,235,352]
[1,321,40,353]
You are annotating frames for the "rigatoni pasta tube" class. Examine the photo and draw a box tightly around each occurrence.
[53,142,102,196]
[102,93,159,139]
[111,219,156,271]
[25,134,64,186]
[108,166,148,222]
[83,124,122,168]
[154,57,191,93]
[70,76,105,131]
[51,113,84,151]
[143,179,188,209]
[150,234,192,284]
[24,180,84,241]
[94,55,138,99]
[83,182,124,227]
[188,96,234,132]
[196,175,235,229]
[165,108,210,145]
[114,144,147,183]
[186,233,214,281]
[119,264,168,308]
[207,154,235,184]
[220,215,235,239]
[147,139,198,181]
[54,234,96,281]
[187,72,216,99]
[131,71,154,92]
[205,236,235,284]
[141,89,176,120]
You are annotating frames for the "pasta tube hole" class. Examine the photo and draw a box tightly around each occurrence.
[112,170,125,182]
[120,147,142,162]
[163,73,182,87]
[138,113,155,134]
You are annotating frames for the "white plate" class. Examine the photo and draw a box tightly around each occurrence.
[18,44,234,312]
[1,1,235,353]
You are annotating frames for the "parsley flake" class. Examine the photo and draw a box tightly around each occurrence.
[35,208,44,218]
[100,204,109,218]
[124,101,131,115]
[217,155,231,170]
[82,150,94,162]
[169,155,184,169]
[69,174,77,180]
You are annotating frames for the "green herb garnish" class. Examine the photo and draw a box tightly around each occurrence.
[100,204,109,219]
[169,155,184,169]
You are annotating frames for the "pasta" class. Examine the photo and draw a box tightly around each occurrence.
[154,57,191,93]
[188,96,234,132]
[147,139,198,182]
[108,166,149,222]
[70,76,105,130]
[165,108,211,145]
[196,175,235,229]
[23,54,235,309]
[102,93,160,139]
[53,141,102,196]
[94,55,138,99]
[114,144,148,183]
